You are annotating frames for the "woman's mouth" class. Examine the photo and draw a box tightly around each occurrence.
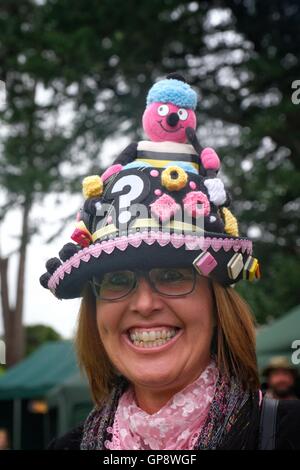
[122,326,183,352]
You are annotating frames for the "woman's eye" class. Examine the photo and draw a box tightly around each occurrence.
[104,272,131,287]
[177,108,188,121]
[159,270,184,282]
[157,104,169,116]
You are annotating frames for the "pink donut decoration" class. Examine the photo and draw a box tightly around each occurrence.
[183,191,211,217]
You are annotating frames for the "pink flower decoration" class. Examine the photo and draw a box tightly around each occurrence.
[183,191,210,218]
[150,193,180,222]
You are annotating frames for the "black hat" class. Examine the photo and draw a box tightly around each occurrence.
[40,77,260,300]
[40,160,260,299]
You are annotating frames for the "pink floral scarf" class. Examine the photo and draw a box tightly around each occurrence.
[104,360,219,450]
[81,366,261,450]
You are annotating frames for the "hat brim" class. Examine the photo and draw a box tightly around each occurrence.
[262,365,298,378]
[47,231,253,299]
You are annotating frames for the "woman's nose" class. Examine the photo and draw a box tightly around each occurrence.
[129,277,162,316]
[166,112,179,127]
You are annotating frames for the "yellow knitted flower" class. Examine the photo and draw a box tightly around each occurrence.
[161,166,188,191]
[82,175,103,199]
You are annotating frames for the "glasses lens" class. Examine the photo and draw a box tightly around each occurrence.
[150,267,196,296]
[93,271,135,300]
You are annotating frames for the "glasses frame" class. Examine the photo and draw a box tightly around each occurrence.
[90,267,197,301]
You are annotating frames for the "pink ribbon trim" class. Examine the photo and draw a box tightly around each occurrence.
[48,232,252,293]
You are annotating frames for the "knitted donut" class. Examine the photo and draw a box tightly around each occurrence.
[161,166,188,191]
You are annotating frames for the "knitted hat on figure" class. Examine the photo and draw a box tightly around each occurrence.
[40,73,260,300]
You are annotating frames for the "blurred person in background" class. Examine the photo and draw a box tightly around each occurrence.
[263,357,299,400]
[0,428,10,450]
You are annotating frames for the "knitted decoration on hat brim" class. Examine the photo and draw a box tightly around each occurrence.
[40,162,260,300]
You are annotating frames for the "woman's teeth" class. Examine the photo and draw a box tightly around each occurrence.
[128,328,179,348]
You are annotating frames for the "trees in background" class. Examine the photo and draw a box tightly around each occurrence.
[25,324,61,357]
[210,1,300,322]
[0,0,299,364]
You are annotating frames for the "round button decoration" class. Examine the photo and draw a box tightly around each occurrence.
[161,166,188,191]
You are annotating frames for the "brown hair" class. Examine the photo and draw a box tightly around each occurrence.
[75,280,259,407]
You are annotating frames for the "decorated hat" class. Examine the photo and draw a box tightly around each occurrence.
[40,75,260,300]
[39,162,260,299]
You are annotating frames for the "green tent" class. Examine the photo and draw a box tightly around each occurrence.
[0,340,80,449]
[46,372,93,439]
[256,304,300,372]
[0,341,78,400]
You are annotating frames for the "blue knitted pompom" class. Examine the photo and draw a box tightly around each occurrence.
[146,78,198,110]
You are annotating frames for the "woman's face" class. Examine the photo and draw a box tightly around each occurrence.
[96,271,215,393]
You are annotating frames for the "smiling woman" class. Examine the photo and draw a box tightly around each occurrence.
[42,74,300,450]
[73,277,260,450]
[76,276,258,409]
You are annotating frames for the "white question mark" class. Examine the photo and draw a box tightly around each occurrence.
[109,173,147,225]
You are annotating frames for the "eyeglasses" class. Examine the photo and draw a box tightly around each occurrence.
[91,267,197,301]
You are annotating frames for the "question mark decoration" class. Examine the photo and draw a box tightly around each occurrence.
[105,169,150,230]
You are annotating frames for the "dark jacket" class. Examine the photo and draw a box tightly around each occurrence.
[47,399,300,450]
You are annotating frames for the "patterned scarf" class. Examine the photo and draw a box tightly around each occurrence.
[81,366,260,450]
[104,360,218,450]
